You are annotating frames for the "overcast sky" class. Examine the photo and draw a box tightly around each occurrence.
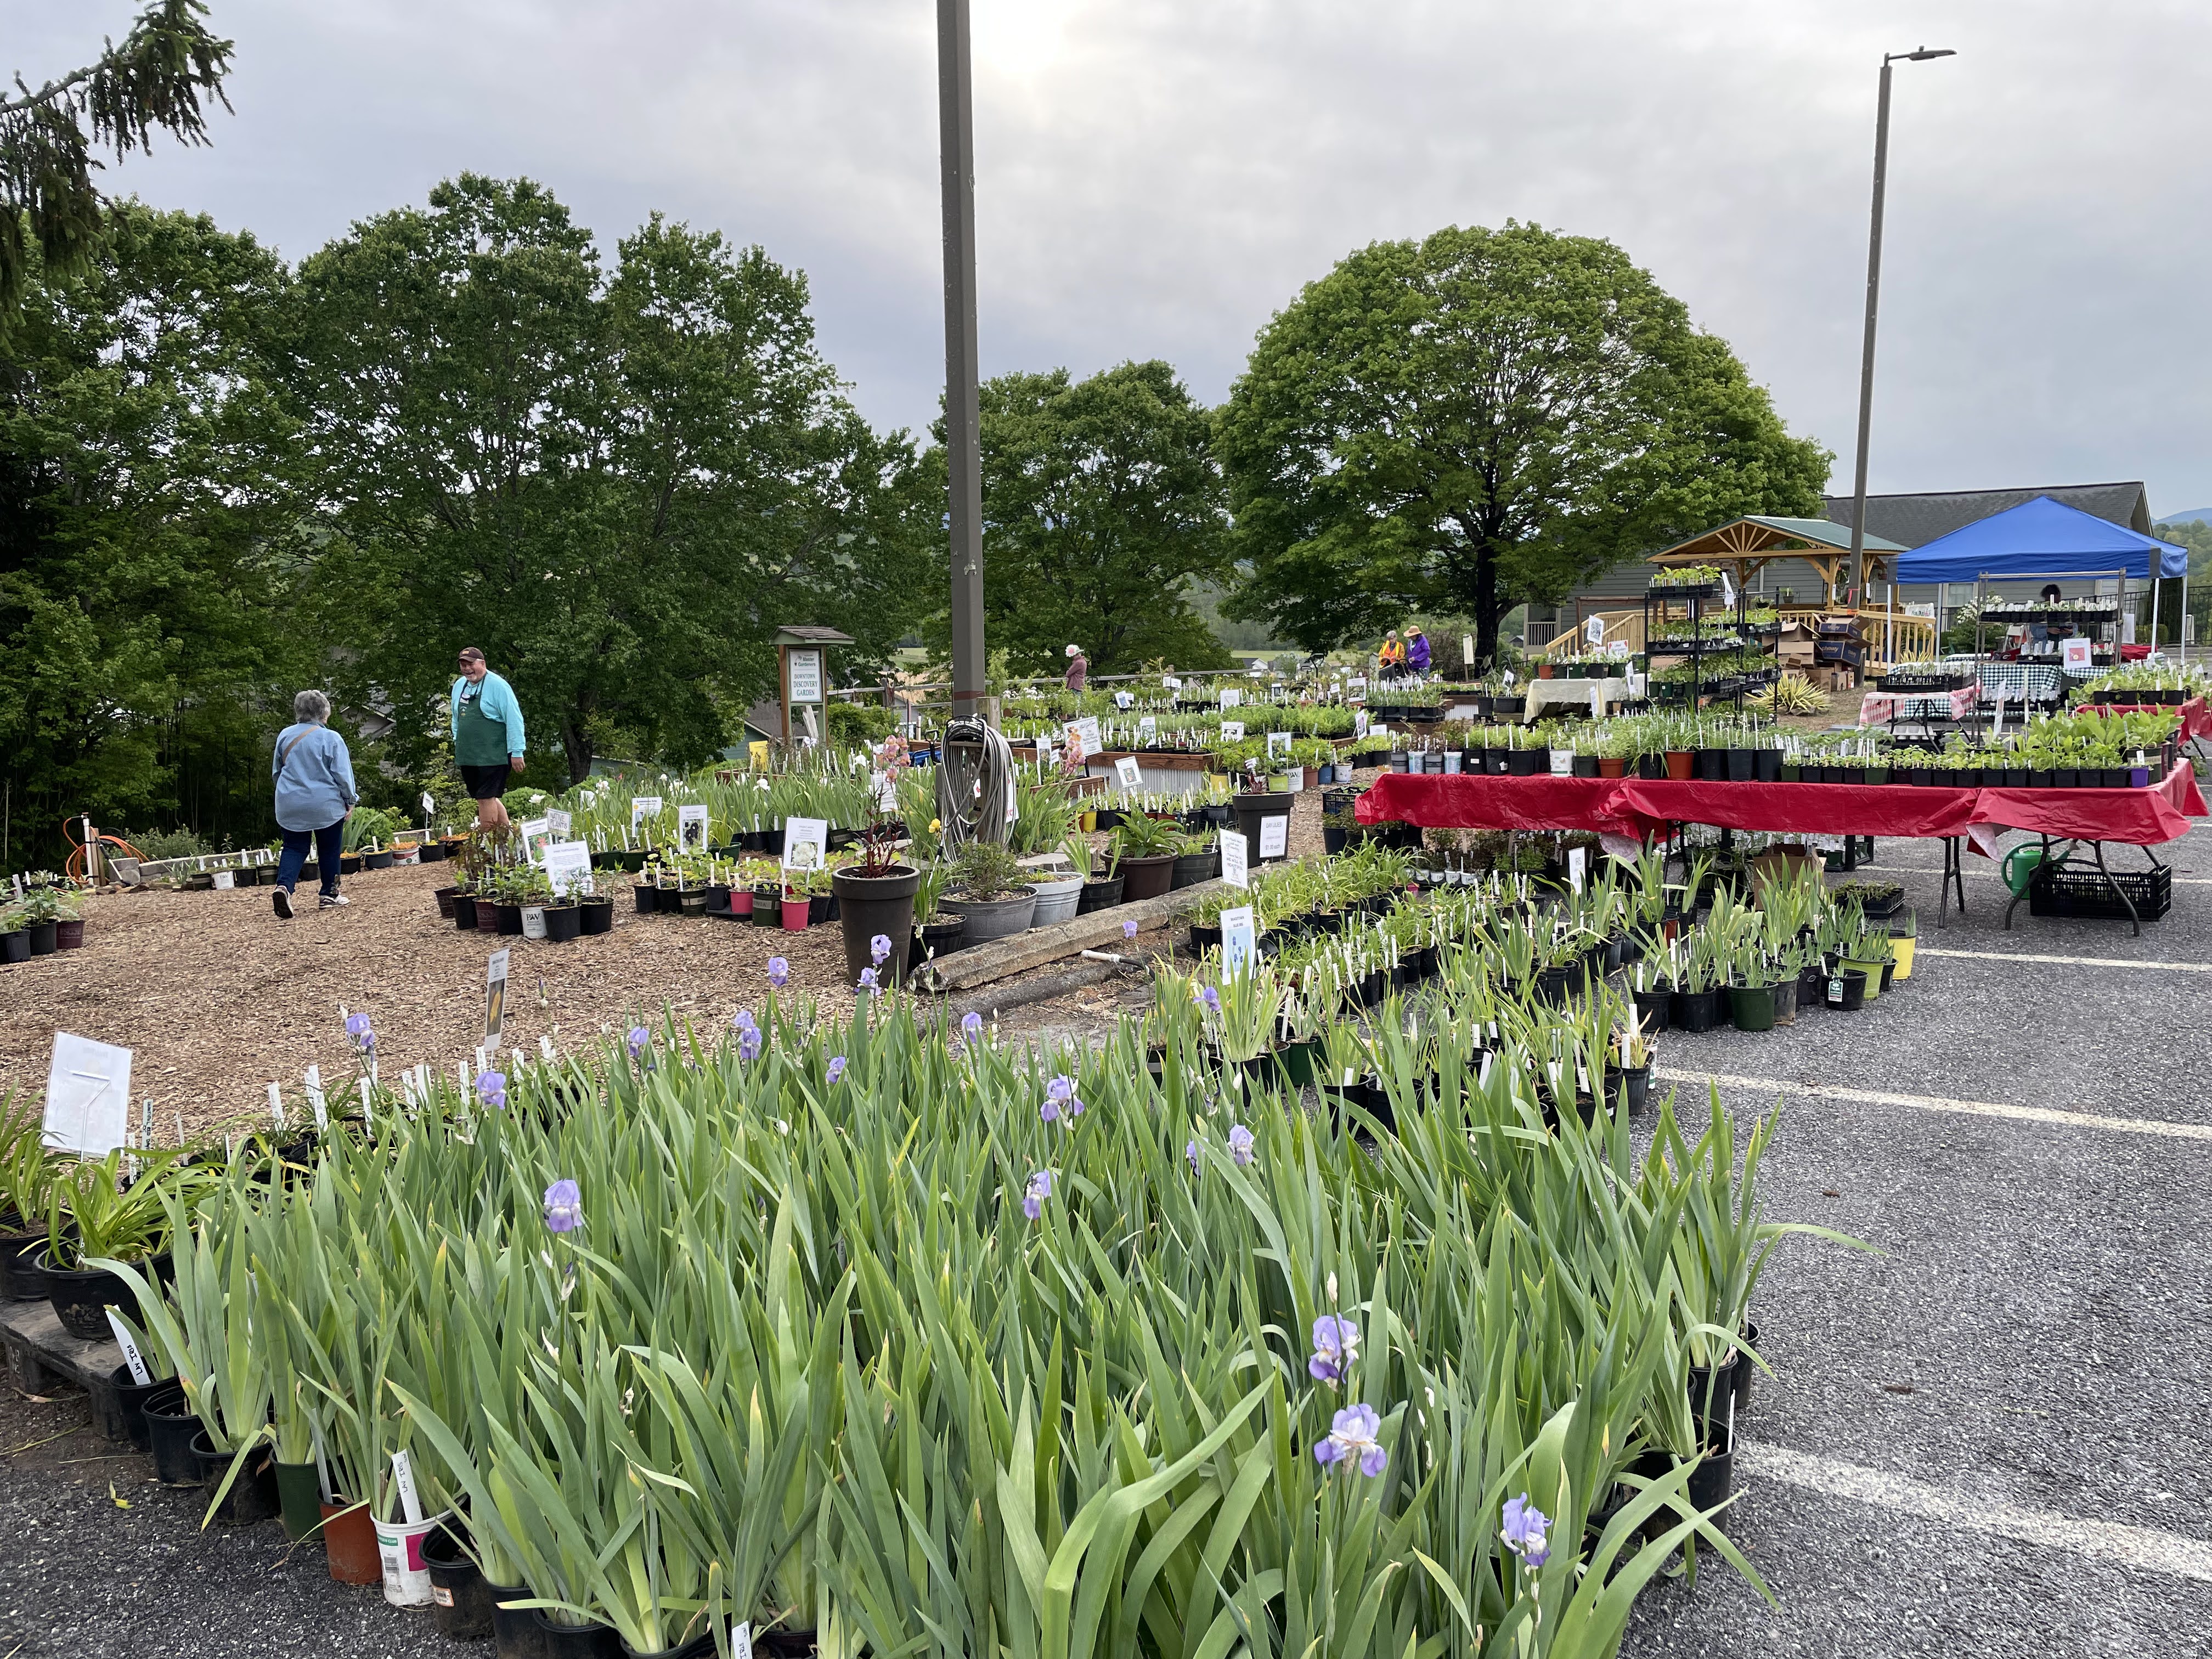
[13,1,2211,514]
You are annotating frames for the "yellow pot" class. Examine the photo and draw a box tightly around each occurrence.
[1080,810,1097,832]
[1889,934,1916,980]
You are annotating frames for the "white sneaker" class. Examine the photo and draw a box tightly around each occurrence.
[272,888,293,920]
[318,893,351,908]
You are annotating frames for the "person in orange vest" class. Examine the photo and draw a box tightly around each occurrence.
[1378,631,1407,679]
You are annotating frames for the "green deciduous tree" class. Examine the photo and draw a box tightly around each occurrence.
[1,0,234,317]
[287,176,938,783]
[0,204,309,866]
[963,360,1233,678]
[1217,222,1831,663]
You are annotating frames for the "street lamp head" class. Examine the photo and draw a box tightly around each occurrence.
[1891,46,1956,62]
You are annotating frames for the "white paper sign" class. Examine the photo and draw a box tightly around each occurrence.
[781,816,829,871]
[1370,723,1389,738]
[1353,711,1369,738]
[1163,676,1181,690]
[543,840,594,898]
[787,649,822,705]
[1221,720,1246,741]
[212,870,234,890]
[2062,637,2094,672]
[1349,676,1365,691]
[1221,830,1250,890]
[1220,906,1257,978]
[1585,616,1606,646]
[1463,635,1475,666]
[1568,848,1587,894]
[1266,731,1291,759]
[518,816,554,865]
[1114,690,1136,710]
[1259,815,1289,860]
[1114,757,1144,791]
[1221,689,1243,710]
[43,1034,133,1156]
[630,795,664,829]
[546,808,572,835]
[678,803,711,849]
[1137,716,1156,741]
[1065,716,1101,758]
[485,949,510,1043]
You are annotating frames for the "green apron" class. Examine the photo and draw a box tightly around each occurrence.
[454,681,511,766]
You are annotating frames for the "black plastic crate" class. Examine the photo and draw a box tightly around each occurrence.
[2027,861,2171,922]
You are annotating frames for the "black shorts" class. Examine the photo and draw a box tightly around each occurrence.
[460,763,512,801]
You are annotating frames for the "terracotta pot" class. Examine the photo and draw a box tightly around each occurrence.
[323,1498,382,1584]
[1597,757,1628,778]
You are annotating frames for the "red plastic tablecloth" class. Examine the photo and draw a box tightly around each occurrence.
[1357,761,2208,848]
[2076,697,2211,743]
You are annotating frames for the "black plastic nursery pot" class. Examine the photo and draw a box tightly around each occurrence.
[453,894,480,930]
[191,1430,281,1525]
[41,1248,166,1341]
[1797,962,1828,1011]
[910,917,968,968]
[634,884,660,915]
[422,1521,499,1641]
[141,1385,206,1486]
[543,904,583,943]
[88,1362,167,1448]
[1670,986,1722,1033]
[1825,968,1869,1011]
[831,865,921,988]
[532,1611,621,1656]
[492,1598,548,1659]
[1632,985,1673,1032]
[578,897,616,935]
[26,922,58,957]
[0,1228,45,1300]
[1075,876,1125,913]
[1728,981,1776,1032]
[1773,971,1799,1026]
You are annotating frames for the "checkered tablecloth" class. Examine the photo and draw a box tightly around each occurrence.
[1976,663,2066,704]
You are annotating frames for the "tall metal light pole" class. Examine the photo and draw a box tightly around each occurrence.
[939,0,987,721]
[1846,46,1954,607]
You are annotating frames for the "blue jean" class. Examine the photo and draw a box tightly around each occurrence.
[276,821,345,897]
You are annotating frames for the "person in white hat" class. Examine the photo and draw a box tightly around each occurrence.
[1064,644,1087,692]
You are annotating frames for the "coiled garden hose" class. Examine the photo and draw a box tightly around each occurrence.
[936,718,1015,851]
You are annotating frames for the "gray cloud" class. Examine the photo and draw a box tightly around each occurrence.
[14,0,2210,511]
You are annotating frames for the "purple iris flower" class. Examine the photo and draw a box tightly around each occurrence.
[856,968,878,995]
[962,1011,984,1040]
[544,1179,583,1234]
[1045,1075,1084,1120]
[1308,1313,1359,1383]
[1502,1494,1551,1568]
[475,1070,507,1111]
[1122,919,1138,941]
[343,1013,375,1051]
[737,1024,762,1063]
[768,957,789,989]
[1228,1124,1255,1167]
[870,933,892,966]
[627,1025,650,1060]
[1022,1169,1053,1220]
[1313,1403,1386,1477]
[826,1056,847,1084]
[1201,986,1221,1015]
[1186,1139,1200,1175]
[733,1008,757,1032]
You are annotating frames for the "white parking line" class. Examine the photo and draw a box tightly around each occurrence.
[1658,1068,2212,1143]
[1740,1442,2212,1583]
[1915,947,2212,973]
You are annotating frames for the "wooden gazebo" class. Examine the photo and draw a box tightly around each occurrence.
[1646,516,1910,602]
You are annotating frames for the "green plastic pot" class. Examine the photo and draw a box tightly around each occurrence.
[1274,1039,1322,1088]
[1842,957,1886,1001]
[1728,982,1776,1032]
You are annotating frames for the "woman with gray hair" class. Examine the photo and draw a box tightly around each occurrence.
[269,690,358,919]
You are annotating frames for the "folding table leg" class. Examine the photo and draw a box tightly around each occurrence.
[2090,839,2141,937]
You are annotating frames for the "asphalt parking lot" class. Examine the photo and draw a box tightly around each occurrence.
[2,819,2207,1657]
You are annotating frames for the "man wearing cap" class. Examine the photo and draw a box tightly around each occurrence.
[1064,644,1087,693]
[450,647,527,831]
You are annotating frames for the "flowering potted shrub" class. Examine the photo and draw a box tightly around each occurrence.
[830,737,922,986]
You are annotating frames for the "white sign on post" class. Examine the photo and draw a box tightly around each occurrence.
[1266,731,1291,759]
[484,950,510,1043]
[542,840,593,898]
[1065,716,1101,758]
[1219,906,1257,978]
[43,1034,133,1156]
[1463,635,1475,666]
[781,816,829,871]
[678,804,711,849]
[1259,815,1289,860]
[630,795,664,830]
[1114,756,1144,791]
[1221,830,1250,890]
[1221,688,1242,710]
[1221,720,1245,741]
[786,650,822,705]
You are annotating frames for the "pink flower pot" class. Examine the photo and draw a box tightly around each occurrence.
[781,898,810,930]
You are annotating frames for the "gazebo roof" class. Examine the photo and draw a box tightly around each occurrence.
[1649,516,1909,565]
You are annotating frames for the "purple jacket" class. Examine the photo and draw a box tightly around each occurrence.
[1406,634,1431,673]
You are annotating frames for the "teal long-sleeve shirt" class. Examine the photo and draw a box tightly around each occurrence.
[449,671,527,759]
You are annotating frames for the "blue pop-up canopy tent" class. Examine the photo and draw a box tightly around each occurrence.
[1895,494,2188,582]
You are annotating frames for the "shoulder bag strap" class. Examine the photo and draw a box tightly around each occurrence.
[275,727,315,777]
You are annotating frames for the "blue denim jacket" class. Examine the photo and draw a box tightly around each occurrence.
[272,723,358,832]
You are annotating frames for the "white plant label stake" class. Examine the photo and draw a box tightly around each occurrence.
[267,1082,286,1131]
[107,1310,152,1385]
[391,1449,424,1525]
[304,1065,328,1131]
